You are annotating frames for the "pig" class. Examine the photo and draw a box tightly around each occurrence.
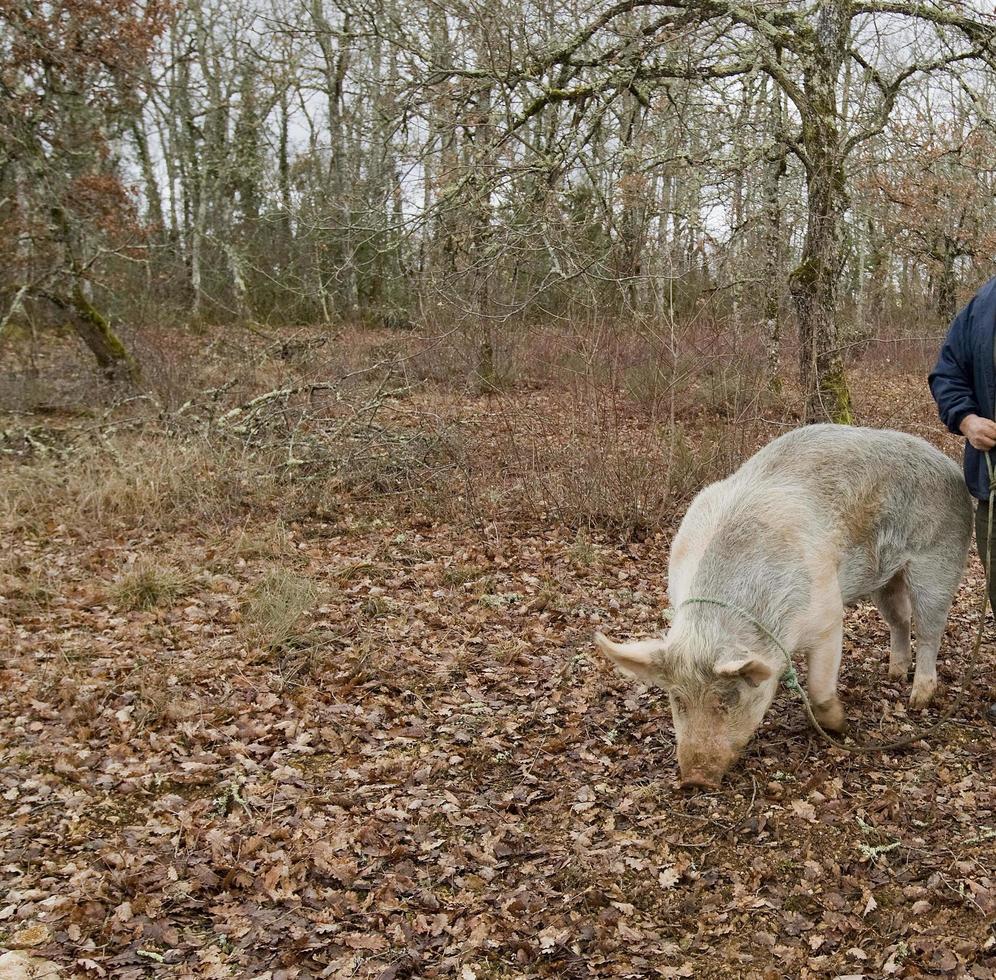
[596,424,973,790]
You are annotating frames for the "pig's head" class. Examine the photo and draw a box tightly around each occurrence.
[594,632,780,789]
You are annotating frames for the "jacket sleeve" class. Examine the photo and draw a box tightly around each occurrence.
[929,304,980,435]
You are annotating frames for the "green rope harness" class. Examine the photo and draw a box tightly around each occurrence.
[678,596,802,693]
[677,593,904,749]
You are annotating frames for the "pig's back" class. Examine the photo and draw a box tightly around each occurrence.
[670,425,970,609]
[734,424,971,597]
[738,424,965,523]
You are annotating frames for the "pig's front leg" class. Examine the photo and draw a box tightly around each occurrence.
[805,610,847,734]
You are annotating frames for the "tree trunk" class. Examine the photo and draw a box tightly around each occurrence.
[853,216,866,339]
[131,117,165,234]
[865,217,887,320]
[277,86,293,248]
[471,80,496,391]
[311,1,355,315]
[729,74,754,344]
[788,1,853,425]
[190,185,207,319]
[70,286,140,384]
[617,90,646,314]
[46,199,141,384]
[762,74,786,392]
[762,149,785,392]
[935,242,957,324]
[224,239,253,323]
[790,162,852,424]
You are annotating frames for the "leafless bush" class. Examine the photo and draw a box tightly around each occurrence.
[0,318,802,540]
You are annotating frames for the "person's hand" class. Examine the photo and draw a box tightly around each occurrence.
[959,413,996,451]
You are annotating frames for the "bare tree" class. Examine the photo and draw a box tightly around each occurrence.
[0,0,167,380]
[412,0,996,420]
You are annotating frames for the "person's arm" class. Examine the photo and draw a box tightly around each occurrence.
[928,301,996,449]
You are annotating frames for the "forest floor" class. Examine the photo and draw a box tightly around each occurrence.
[0,324,994,979]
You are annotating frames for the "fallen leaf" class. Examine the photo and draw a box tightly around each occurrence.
[10,924,50,949]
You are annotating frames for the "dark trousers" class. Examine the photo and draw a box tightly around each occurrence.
[976,499,996,613]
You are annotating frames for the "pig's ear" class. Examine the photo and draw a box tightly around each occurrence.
[594,632,671,687]
[714,653,774,688]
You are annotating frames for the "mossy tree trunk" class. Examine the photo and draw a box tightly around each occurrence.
[788,1,853,426]
[70,285,141,384]
[46,201,141,384]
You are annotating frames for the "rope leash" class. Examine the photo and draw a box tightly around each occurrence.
[680,465,994,755]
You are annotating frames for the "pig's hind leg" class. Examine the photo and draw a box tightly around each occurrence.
[906,554,963,710]
[872,571,912,681]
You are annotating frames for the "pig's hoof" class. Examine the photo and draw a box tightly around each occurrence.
[812,697,848,734]
[888,659,911,681]
[909,677,937,709]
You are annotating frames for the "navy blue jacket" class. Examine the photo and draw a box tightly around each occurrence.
[929,276,996,500]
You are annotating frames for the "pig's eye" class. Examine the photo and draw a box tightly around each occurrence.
[671,694,688,715]
[717,688,740,712]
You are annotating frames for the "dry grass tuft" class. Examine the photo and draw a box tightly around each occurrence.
[111,558,194,611]
[2,567,58,617]
[241,567,321,654]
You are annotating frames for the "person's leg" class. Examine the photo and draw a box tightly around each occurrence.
[973,498,996,721]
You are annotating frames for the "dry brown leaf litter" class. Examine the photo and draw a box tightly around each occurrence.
[0,352,995,978]
[2,513,995,978]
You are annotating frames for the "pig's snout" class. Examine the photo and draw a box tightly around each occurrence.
[678,770,721,791]
[676,743,741,791]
